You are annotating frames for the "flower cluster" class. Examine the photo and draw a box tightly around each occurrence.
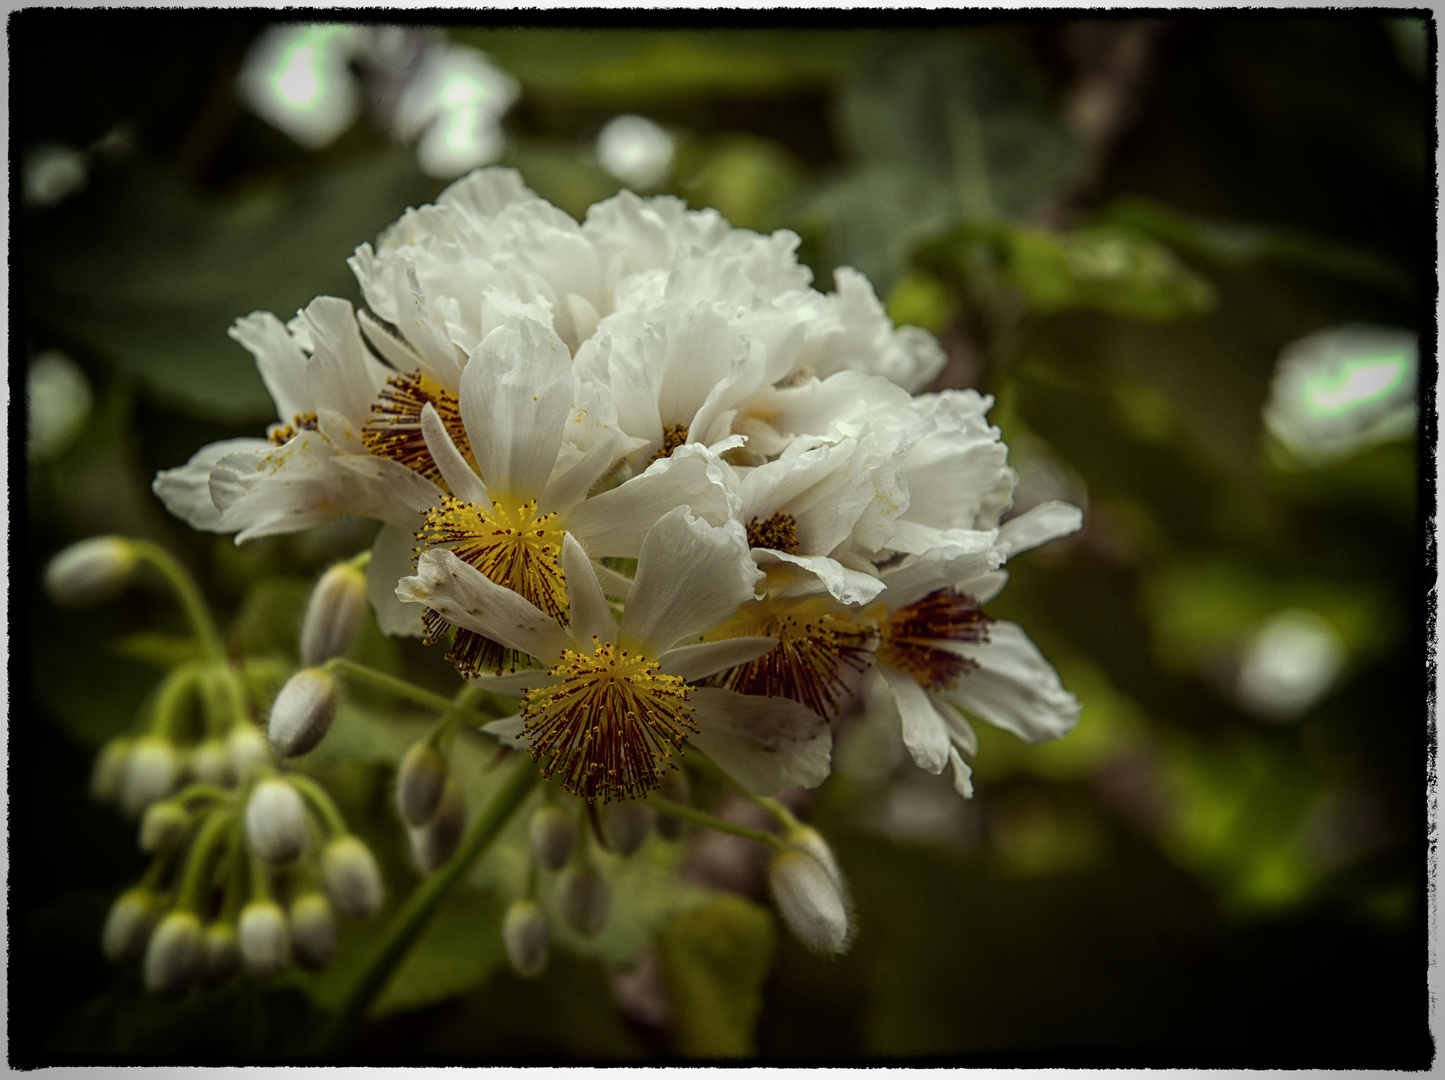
[154,166,1082,811]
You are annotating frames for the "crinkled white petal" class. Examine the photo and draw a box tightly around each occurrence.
[298,297,391,422]
[228,312,311,424]
[368,524,425,638]
[658,636,777,682]
[323,454,442,530]
[687,687,832,795]
[752,550,885,606]
[208,434,339,543]
[998,500,1084,559]
[877,539,999,613]
[943,621,1080,744]
[396,549,572,663]
[152,438,272,533]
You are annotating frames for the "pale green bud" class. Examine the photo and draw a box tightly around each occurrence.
[227,725,269,780]
[289,893,338,971]
[90,737,132,805]
[238,900,291,977]
[528,804,574,871]
[784,826,843,893]
[144,910,202,996]
[407,778,464,874]
[201,922,239,986]
[44,536,137,607]
[120,736,179,818]
[267,668,337,758]
[557,864,611,939]
[186,738,233,787]
[321,836,385,919]
[102,887,158,963]
[245,779,308,864]
[501,898,549,979]
[300,563,369,667]
[139,800,191,853]
[768,850,851,956]
[602,802,654,857]
[396,741,448,827]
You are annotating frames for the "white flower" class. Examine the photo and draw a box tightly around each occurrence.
[869,503,1085,797]
[398,507,831,801]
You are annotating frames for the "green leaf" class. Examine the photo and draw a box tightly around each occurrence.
[372,889,510,1017]
[306,698,432,767]
[109,632,207,670]
[677,134,807,232]
[655,895,776,1057]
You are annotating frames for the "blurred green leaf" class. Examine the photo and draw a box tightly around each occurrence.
[373,889,509,1017]
[109,632,206,670]
[507,138,625,222]
[656,896,776,1057]
[231,576,310,660]
[884,269,952,337]
[677,134,806,232]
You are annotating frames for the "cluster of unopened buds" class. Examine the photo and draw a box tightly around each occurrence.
[51,166,1084,997]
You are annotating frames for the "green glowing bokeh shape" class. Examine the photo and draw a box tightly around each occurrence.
[1303,355,1407,417]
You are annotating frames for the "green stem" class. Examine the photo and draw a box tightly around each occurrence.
[314,758,538,1054]
[150,664,203,740]
[323,658,502,725]
[692,755,800,832]
[172,782,234,808]
[286,774,348,839]
[176,809,236,912]
[130,541,226,663]
[648,796,786,852]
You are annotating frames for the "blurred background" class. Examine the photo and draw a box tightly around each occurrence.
[14,11,1433,1066]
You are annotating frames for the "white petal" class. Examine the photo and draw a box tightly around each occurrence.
[152,438,271,533]
[753,550,885,606]
[421,402,489,506]
[998,500,1084,558]
[461,316,574,502]
[368,524,426,638]
[228,312,310,423]
[934,693,979,757]
[299,297,390,421]
[945,621,1081,744]
[687,687,832,795]
[620,508,762,656]
[878,540,999,613]
[948,748,975,799]
[324,454,442,530]
[877,665,950,774]
[209,437,339,543]
[559,533,616,648]
[658,636,777,682]
[539,436,618,517]
[396,550,572,663]
[481,713,527,745]
[357,309,430,384]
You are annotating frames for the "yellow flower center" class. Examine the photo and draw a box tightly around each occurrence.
[362,369,471,483]
[745,511,800,555]
[648,422,690,465]
[522,640,695,803]
[877,587,991,689]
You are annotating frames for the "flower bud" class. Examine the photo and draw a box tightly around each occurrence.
[768,850,851,956]
[144,910,202,996]
[528,804,574,871]
[187,738,233,786]
[655,767,691,841]
[245,778,309,864]
[602,802,654,857]
[396,741,448,827]
[784,826,843,892]
[43,536,137,607]
[300,562,369,667]
[227,725,269,780]
[102,887,158,963]
[289,892,338,971]
[407,778,464,874]
[238,900,291,977]
[502,898,549,979]
[201,922,240,986]
[321,835,385,919]
[120,736,179,817]
[139,800,191,853]
[90,737,132,804]
[267,668,337,758]
[557,864,611,939]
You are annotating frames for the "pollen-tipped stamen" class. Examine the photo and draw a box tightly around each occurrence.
[878,587,991,689]
[362,369,470,481]
[268,412,318,446]
[746,511,800,555]
[648,423,690,465]
[522,640,696,804]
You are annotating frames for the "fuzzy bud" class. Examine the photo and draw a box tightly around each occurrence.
[502,898,549,979]
[528,805,575,871]
[784,826,844,892]
[655,768,691,841]
[396,741,449,827]
[102,887,158,963]
[90,737,132,804]
[144,910,202,996]
[557,864,611,939]
[300,562,369,667]
[120,736,179,817]
[227,725,270,780]
[267,668,337,758]
[289,893,338,970]
[44,536,137,607]
[139,800,191,853]
[768,850,851,956]
[407,778,464,874]
[602,802,654,857]
[321,836,385,919]
[238,900,291,977]
[187,738,233,786]
[201,922,240,986]
[245,779,309,864]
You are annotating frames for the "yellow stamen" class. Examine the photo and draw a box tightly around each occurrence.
[522,640,695,803]
[745,511,800,555]
[268,412,318,446]
[362,369,470,482]
[648,423,690,465]
[416,496,568,677]
[877,588,991,689]
[705,597,878,718]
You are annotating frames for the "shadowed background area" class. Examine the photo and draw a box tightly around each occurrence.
[13,11,1433,1066]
